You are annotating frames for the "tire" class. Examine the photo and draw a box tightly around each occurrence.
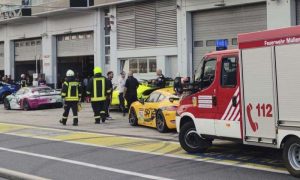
[179,121,212,153]
[283,137,300,177]
[129,108,138,126]
[1,92,11,103]
[156,110,169,133]
[23,100,31,111]
[3,98,11,110]
[55,103,63,108]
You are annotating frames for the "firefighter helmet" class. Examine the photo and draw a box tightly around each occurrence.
[66,70,75,77]
[94,67,102,75]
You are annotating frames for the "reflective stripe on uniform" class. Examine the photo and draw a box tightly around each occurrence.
[65,82,79,101]
[94,116,101,119]
[100,111,105,114]
[73,116,78,118]
[91,77,106,102]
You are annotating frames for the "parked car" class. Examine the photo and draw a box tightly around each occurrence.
[3,86,63,110]
[128,88,179,133]
[0,81,19,103]
[111,78,174,109]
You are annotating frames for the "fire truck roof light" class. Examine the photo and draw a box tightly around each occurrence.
[216,39,228,51]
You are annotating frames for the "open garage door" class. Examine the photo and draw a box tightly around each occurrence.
[192,3,267,69]
[0,42,4,76]
[56,32,94,88]
[14,39,42,81]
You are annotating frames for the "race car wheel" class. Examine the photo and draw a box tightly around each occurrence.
[1,92,11,102]
[156,110,169,133]
[283,136,300,177]
[129,108,138,126]
[3,98,11,110]
[55,103,63,108]
[179,121,212,153]
[23,100,31,111]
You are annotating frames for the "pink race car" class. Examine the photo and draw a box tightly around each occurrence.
[3,86,63,110]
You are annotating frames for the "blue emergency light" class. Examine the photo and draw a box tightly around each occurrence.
[215,39,228,51]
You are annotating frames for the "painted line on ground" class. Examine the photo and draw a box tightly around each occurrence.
[0,123,289,175]
[0,147,174,180]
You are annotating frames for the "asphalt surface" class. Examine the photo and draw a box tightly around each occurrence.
[0,133,297,180]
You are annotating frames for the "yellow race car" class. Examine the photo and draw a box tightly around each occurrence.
[128,88,179,133]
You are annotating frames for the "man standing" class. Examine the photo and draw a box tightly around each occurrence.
[123,71,139,110]
[60,69,82,126]
[20,74,27,88]
[106,71,114,120]
[118,71,126,116]
[155,69,166,88]
[87,67,108,124]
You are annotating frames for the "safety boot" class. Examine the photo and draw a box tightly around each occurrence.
[73,118,78,126]
[59,118,67,126]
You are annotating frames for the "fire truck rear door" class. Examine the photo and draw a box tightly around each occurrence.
[241,47,277,144]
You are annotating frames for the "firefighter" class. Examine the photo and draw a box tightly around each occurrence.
[154,69,166,88]
[59,69,82,126]
[87,67,109,124]
[20,74,27,88]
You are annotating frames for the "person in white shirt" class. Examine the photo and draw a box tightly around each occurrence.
[118,71,126,116]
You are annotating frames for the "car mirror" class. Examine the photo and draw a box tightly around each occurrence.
[139,98,145,105]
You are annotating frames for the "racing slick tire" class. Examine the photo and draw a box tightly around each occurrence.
[179,121,212,153]
[129,108,138,126]
[1,92,11,103]
[156,110,169,133]
[283,136,300,177]
[3,98,11,110]
[23,100,31,111]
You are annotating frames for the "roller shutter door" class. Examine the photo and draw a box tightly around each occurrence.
[57,32,94,57]
[117,0,177,49]
[14,39,42,62]
[192,3,267,68]
[0,42,4,70]
[296,0,300,25]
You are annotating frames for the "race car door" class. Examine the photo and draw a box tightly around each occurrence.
[140,92,161,127]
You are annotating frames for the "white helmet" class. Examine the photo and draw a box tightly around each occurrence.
[21,74,25,78]
[66,70,75,77]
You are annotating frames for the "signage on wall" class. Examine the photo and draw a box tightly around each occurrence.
[0,8,31,20]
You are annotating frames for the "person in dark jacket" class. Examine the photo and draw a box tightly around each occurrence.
[20,74,28,88]
[60,69,82,126]
[87,67,109,124]
[123,71,139,110]
[154,69,166,88]
[105,71,114,120]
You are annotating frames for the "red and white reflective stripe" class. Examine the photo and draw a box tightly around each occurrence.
[221,88,240,121]
[225,96,240,121]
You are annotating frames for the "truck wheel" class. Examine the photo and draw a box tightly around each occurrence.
[3,98,11,110]
[283,137,300,177]
[156,110,169,133]
[179,121,211,153]
[129,108,138,126]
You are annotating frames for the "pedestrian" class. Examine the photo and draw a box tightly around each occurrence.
[118,71,126,116]
[7,75,13,84]
[154,69,166,88]
[105,71,114,120]
[59,69,82,126]
[38,76,46,86]
[82,76,89,102]
[87,67,109,124]
[20,74,28,88]
[123,71,139,111]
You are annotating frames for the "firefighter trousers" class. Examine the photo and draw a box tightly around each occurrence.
[61,101,78,125]
[91,101,106,124]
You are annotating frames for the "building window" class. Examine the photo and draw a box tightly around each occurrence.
[86,34,92,39]
[124,57,157,74]
[31,41,36,46]
[36,40,41,45]
[105,56,110,65]
[71,35,77,40]
[15,42,20,47]
[206,40,216,47]
[25,41,30,46]
[64,36,70,41]
[78,34,84,39]
[57,36,63,41]
[20,42,24,47]
[194,41,203,47]
[232,38,238,45]
[104,8,111,65]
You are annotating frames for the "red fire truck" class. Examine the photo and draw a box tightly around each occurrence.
[176,26,300,177]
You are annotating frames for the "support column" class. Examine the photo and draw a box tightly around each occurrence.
[177,0,193,77]
[42,35,56,87]
[4,39,14,79]
[110,5,118,84]
[94,8,105,72]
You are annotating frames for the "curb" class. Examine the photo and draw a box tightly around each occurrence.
[0,167,49,180]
